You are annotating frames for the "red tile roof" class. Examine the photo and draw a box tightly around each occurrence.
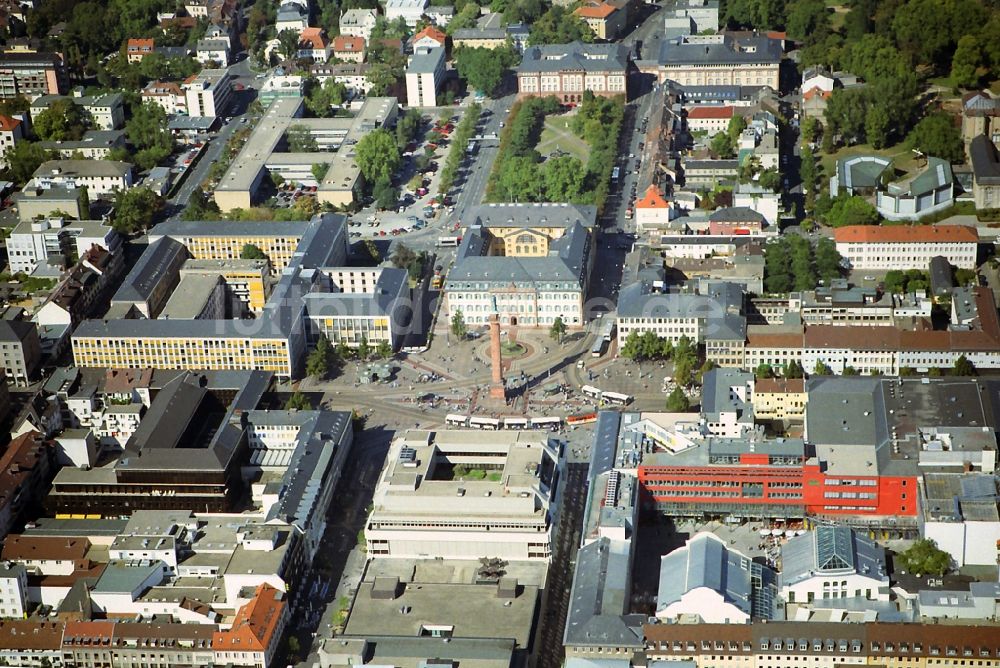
[414,25,446,45]
[636,185,670,209]
[575,1,616,18]
[0,621,64,650]
[299,27,329,50]
[754,378,804,393]
[0,114,20,132]
[212,584,285,653]
[333,35,365,53]
[833,225,979,244]
[127,38,154,51]
[687,106,734,119]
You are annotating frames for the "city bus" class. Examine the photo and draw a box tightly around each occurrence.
[566,412,598,425]
[530,417,562,431]
[445,414,469,427]
[469,416,501,430]
[437,236,461,247]
[601,391,633,406]
[581,385,602,400]
[502,417,529,430]
[590,336,607,358]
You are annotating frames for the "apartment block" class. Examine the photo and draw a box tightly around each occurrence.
[183,68,234,118]
[405,46,445,108]
[0,52,68,97]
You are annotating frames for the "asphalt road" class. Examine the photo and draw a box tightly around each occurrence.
[165,56,260,218]
[452,93,516,225]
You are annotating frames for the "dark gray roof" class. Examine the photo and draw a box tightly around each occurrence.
[518,42,630,74]
[564,538,644,649]
[265,410,352,530]
[970,135,1000,186]
[111,236,186,305]
[0,319,36,343]
[803,376,889,448]
[407,46,444,74]
[448,220,591,286]
[469,202,597,229]
[709,206,766,224]
[659,33,782,66]
[116,370,271,473]
[684,159,739,171]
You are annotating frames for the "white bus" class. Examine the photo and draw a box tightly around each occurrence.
[437,236,461,247]
[601,391,633,406]
[469,416,501,430]
[530,417,562,431]
[502,417,529,430]
[581,385,603,400]
[445,414,469,427]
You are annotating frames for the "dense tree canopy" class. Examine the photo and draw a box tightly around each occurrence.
[454,45,519,96]
[906,113,964,163]
[355,129,401,185]
[34,99,88,142]
[529,5,592,44]
[111,186,162,234]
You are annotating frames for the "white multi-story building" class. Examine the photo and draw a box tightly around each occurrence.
[367,429,561,561]
[657,33,781,88]
[405,46,445,108]
[0,114,23,168]
[779,525,889,605]
[142,80,188,115]
[303,267,411,350]
[0,562,27,619]
[30,92,125,131]
[30,160,132,197]
[339,8,377,40]
[7,217,120,275]
[834,225,978,271]
[183,68,235,119]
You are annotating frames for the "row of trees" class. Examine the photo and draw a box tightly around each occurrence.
[763,236,843,294]
[440,103,481,193]
[755,360,805,379]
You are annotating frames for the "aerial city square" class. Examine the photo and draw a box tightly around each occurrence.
[0,0,999,665]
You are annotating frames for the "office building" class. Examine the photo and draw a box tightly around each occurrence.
[384,0,429,27]
[213,96,398,211]
[7,216,120,275]
[366,429,561,561]
[47,371,271,516]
